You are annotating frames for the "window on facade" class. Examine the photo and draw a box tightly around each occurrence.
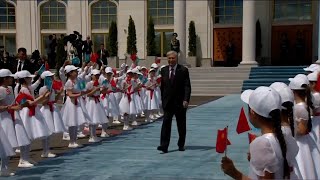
[148,0,174,25]
[92,34,109,52]
[40,1,66,29]
[155,31,173,57]
[91,0,117,30]
[214,0,243,24]
[274,0,312,21]
[0,0,15,29]
[0,34,16,56]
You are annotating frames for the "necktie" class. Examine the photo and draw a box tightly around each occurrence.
[18,61,22,71]
[170,68,174,84]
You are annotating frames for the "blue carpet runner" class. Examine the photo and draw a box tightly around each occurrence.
[11,95,253,180]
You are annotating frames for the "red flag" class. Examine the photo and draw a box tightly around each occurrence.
[131,54,137,62]
[156,77,161,84]
[15,93,34,104]
[216,127,231,153]
[248,133,257,144]
[52,80,63,91]
[155,57,161,64]
[110,79,117,88]
[236,107,251,134]
[315,72,320,92]
[45,62,50,70]
[91,53,99,63]
[93,80,99,86]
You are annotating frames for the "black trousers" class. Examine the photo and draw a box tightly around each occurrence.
[160,107,187,149]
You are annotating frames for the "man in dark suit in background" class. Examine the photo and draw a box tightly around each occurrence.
[157,50,191,153]
[97,43,109,66]
[13,47,35,74]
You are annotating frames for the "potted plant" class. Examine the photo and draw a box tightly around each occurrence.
[187,21,197,67]
[146,16,157,67]
[108,21,119,67]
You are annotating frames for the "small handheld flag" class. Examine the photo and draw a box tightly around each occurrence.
[216,127,231,154]
[52,80,63,91]
[77,79,86,91]
[90,53,99,63]
[38,64,45,75]
[102,80,109,86]
[248,133,257,144]
[44,77,53,90]
[16,93,34,105]
[72,57,80,65]
[236,107,251,134]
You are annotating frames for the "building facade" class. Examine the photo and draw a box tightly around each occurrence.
[0,0,319,66]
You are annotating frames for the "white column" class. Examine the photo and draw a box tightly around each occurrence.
[317,1,320,63]
[174,0,187,65]
[16,1,32,53]
[241,0,257,65]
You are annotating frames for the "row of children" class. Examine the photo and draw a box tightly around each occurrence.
[0,60,164,176]
[221,64,320,179]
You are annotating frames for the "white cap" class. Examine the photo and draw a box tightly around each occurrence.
[65,65,79,73]
[0,69,15,78]
[116,70,120,74]
[303,64,320,72]
[131,68,139,74]
[136,66,141,70]
[91,69,101,75]
[126,69,133,73]
[149,68,156,72]
[40,71,55,79]
[270,82,294,107]
[289,74,309,90]
[16,70,35,79]
[137,72,143,76]
[105,67,113,74]
[151,63,158,69]
[141,66,147,70]
[307,71,318,82]
[241,86,281,118]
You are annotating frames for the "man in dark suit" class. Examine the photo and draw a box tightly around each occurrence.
[97,43,109,66]
[157,50,191,153]
[13,47,35,74]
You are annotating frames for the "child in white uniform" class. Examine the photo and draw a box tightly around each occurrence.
[144,68,159,122]
[289,74,320,179]
[16,70,52,163]
[0,122,15,176]
[222,86,298,179]
[62,65,87,148]
[270,82,302,179]
[86,69,108,142]
[131,68,143,125]
[307,71,320,147]
[39,71,66,157]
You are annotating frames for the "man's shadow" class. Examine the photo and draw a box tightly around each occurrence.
[160,145,215,154]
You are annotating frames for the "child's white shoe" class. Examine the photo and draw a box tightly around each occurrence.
[131,121,140,126]
[41,152,56,158]
[18,160,34,168]
[100,131,110,138]
[123,126,133,131]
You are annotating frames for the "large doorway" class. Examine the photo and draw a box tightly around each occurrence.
[155,30,173,58]
[271,25,312,66]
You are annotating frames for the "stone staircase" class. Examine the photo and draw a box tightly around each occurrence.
[241,66,306,92]
[189,67,251,96]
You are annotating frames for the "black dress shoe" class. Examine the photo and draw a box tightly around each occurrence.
[157,146,168,153]
[178,147,185,151]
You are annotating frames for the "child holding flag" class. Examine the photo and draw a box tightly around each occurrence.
[39,71,66,157]
[16,70,52,162]
[222,86,297,179]
[62,65,87,148]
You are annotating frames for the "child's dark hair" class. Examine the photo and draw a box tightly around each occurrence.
[18,78,26,93]
[282,101,295,137]
[300,85,314,132]
[0,77,4,85]
[63,73,70,104]
[269,109,290,179]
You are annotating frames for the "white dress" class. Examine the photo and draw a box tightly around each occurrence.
[144,77,159,110]
[0,86,19,148]
[85,81,108,125]
[312,92,320,146]
[0,124,15,158]
[248,133,298,179]
[39,86,66,134]
[132,79,144,114]
[62,79,87,127]
[293,102,320,179]
[114,77,123,104]
[154,75,162,107]
[119,79,137,115]
[19,87,51,140]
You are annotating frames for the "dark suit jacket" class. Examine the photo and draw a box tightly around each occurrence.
[160,64,191,110]
[13,59,36,74]
[97,49,109,65]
